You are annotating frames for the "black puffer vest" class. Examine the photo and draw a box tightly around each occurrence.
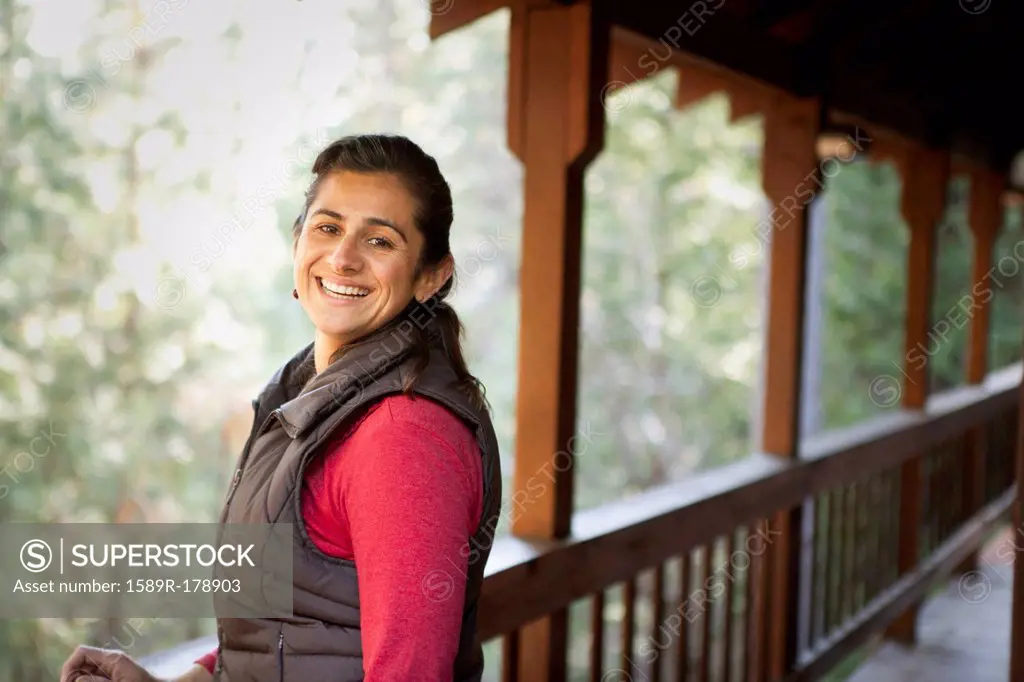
[212,306,502,681]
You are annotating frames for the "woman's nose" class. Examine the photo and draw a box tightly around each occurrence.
[327,237,362,273]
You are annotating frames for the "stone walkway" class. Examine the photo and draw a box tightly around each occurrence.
[846,526,1015,682]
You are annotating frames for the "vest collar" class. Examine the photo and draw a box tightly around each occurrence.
[274,302,443,439]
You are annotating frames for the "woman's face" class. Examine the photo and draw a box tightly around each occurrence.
[293,171,445,347]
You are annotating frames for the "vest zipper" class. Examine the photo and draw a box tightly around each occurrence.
[277,630,285,682]
[224,400,268,510]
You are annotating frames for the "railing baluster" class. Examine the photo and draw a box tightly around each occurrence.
[946,444,955,537]
[854,477,867,612]
[947,441,957,535]
[622,578,637,677]
[933,448,943,545]
[963,428,982,533]
[754,532,768,682]
[502,630,520,682]
[985,418,997,502]
[919,453,930,558]
[698,544,712,682]
[842,481,857,622]
[678,551,692,682]
[720,534,734,682]
[877,474,889,589]
[827,486,844,633]
[737,531,750,682]
[866,474,882,603]
[933,449,942,545]
[590,590,605,682]
[887,468,901,584]
[1011,408,1020,486]
[1003,409,1014,491]
[945,444,956,540]
[937,448,947,546]
[815,493,830,648]
[651,564,665,682]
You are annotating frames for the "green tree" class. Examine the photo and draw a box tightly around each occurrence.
[578,76,765,509]
[819,160,907,428]
[1,0,225,673]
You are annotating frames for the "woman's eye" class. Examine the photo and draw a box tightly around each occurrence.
[316,224,340,235]
[368,237,394,249]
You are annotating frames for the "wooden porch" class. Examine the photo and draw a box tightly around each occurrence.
[431,0,1024,680]
[148,0,1024,680]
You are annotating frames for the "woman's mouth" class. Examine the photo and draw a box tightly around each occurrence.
[317,277,372,300]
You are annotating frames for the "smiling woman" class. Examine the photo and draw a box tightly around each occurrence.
[293,167,451,373]
[60,135,503,682]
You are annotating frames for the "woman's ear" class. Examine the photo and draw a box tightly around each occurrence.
[415,254,455,302]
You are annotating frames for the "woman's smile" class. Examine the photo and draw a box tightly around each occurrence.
[316,276,373,304]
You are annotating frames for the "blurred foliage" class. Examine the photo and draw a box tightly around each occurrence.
[1,0,1021,678]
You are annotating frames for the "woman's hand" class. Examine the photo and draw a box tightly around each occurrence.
[59,646,212,682]
[59,645,159,682]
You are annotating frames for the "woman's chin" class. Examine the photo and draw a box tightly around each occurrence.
[312,314,373,342]
[316,321,361,339]
[308,303,404,345]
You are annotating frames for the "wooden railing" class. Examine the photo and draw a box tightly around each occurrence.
[479,363,1020,681]
[142,363,1021,681]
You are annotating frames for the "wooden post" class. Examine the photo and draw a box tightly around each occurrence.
[884,143,950,644]
[964,169,1001,389]
[1010,339,1024,682]
[957,166,1002,573]
[507,1,609,680]
[749,94,821,682]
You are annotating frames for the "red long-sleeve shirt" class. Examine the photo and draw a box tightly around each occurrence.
[196,394,484,680]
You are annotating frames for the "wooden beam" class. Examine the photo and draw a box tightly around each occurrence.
[507,1,609,679]
[885,142,950,645]
[829,112,911,170]
[673,64,764,123]
[727,85,763,123]
[606,26,779,123]
[608,1,804,96]
[754,93,821,681]
[675,64,732,110]
[607,30,657,89]
[823,71,945,166]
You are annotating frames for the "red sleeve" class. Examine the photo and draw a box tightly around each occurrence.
[339,396,483,682]
[195,650,217,674]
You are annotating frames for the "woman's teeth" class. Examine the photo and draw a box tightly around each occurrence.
[319,279,370,298]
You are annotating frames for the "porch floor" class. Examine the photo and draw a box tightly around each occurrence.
[846,526,1014,682]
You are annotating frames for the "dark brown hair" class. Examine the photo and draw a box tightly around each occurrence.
[294,134,488,412]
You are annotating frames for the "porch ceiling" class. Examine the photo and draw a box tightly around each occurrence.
[610,0,1024,173]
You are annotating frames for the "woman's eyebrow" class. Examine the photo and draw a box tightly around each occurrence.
[310,208,407,243]
[364,216,408,243]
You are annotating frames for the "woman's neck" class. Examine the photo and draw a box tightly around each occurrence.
[311,305,416,374]
[314,331,346,375]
